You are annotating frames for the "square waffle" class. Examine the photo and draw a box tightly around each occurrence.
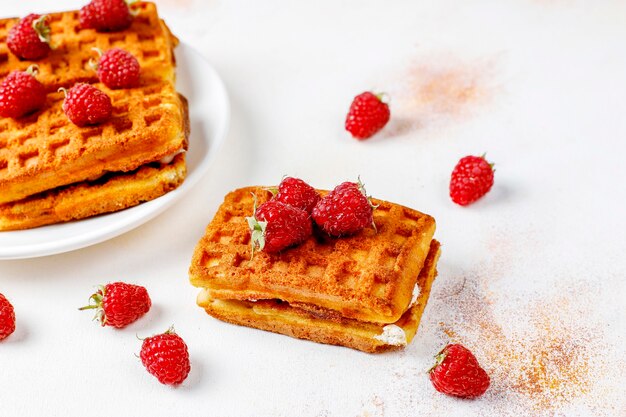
[197,240,440,353]
[0,2,188,205]
[189,187,437,324]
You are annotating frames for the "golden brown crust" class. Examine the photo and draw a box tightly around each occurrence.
[197,240,441,353]
[0,2,186,204]
[0,153,186,231]
[190,187,436,323]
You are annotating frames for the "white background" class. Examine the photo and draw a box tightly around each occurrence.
[1,1,625,416]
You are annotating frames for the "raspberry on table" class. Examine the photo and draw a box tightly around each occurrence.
[93,48,140,89]
[140,327,191,385]
[312,180,375,236]
[449,154,495,206]
[61,83,113,126]
[79,0,134,32]
[247,199,313,254]
[79,282,151,328]
[345,91,390,139]
[429,343,490,398]
[0,293,16,341]
[7,14,51,61]
[0,66,47,118]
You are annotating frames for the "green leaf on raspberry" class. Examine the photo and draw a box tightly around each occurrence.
[246,193,267,258]
[32,15,51,44]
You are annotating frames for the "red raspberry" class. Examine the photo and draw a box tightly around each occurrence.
[449,155,495,206]
[7,14,51,61]
[247,199,312,254]
[312,180,374,236]
[273,177,320,214]
[0,67,46,118]
[94,48,140,89]
[429,344,490,398]
[0,293,16,341]
[79,282,151,328]
[62,83,112,126]
[140,327,191,385]
[79,0,133,32]
[345,91,390,139]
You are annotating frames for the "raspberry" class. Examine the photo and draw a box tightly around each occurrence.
[345,91,390,139]
[140,327,191,385]
[94,48,140,89]
[247,199,312,254]
[0,293,16,341]
[429,344,490,398]
[0,67,46,118]
[79,282,151,328]
[273,177,320,214]
[312,180,374,236]
[79,0,133,32]
[61,83,112,126]
[449,155,495,206]
[7,14,51,61]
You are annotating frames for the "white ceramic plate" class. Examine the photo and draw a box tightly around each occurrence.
[0,43,230,260]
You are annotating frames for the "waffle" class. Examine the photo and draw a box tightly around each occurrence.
[0,153,186,231]
[189,187,436,324]
[0,2,187,205]
[197,240,440,353]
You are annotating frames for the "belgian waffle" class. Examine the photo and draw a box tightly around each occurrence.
[189,187,437,324]
[197,240,440,353]
[0,153,186,231]
[0,2,188,205]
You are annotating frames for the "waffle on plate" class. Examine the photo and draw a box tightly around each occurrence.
[190,187,440,353]
[0,2,189,229]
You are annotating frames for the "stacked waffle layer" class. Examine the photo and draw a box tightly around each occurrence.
[190,187,441,353]
[0,2,189,230]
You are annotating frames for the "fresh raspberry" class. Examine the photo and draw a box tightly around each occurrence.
[0,293,16,341]
[247,199,312,254]
[449,155,495,206]
[429,344,490,399]
[62,83,112,126]
[79,282,151,328]
[272,177,320,214]
[7,14,51,61]
[79,0,133,32]
[140,327,191,385]
[0,67,47,118]
[312,180,374,236]
[94,48,140,89]
[345,91,390,139]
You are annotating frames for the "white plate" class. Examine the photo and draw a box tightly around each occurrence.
[0,43,230,260]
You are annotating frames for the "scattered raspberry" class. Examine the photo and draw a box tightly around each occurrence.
[345,91,390,139]
[273,177,320,214]
[7,14,51,61]
[79,0,133,32]
[429,343,491,398]
[94,48,140,89]
[247,199,312,254]
[0,67,47,118]
[140,327,191,385]
[62,83,112,126]
[312,180,374,236]
[449,154,495,206]
[0,293,16,341]
[79,282,151,328]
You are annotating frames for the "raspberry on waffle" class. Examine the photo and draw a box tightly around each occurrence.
[0,2,189,228]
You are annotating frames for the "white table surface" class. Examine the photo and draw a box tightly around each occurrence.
[1,1,625,416]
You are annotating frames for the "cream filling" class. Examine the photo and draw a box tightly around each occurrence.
[410,283,421,307]
[373,324,407,346]
[159,149,185,165]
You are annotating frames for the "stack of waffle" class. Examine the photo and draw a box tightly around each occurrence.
[190,187,440,353]
[0,2,189,230]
